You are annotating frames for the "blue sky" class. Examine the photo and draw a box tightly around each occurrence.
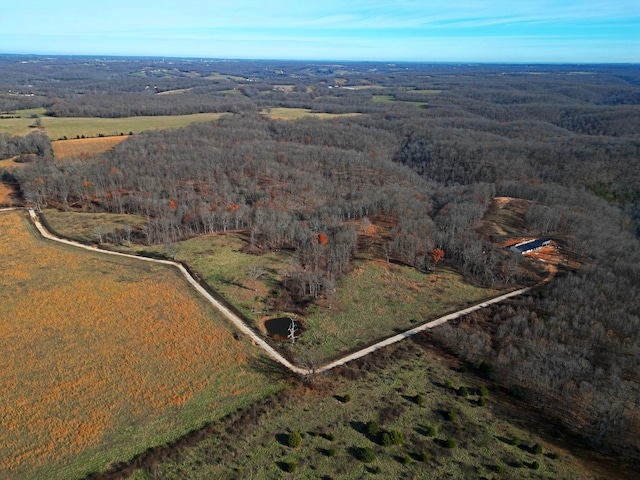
[1,1,638,62]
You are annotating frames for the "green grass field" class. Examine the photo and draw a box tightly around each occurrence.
[176,232,290,321]
[371,95,428,108]
[132,341,597,480]
[0,110,227,139]
[260,107,362,120]
[0,108,47,135]
[371,95,396,103]
[298,261,500,360]
[0,211,281,480]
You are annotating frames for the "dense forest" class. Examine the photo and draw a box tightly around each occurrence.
[1,55,639,463]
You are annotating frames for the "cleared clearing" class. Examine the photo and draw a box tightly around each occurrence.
[0,210,279,480]
[298,261,500,360]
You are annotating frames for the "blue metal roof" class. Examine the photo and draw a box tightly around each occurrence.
[511,238,551,254]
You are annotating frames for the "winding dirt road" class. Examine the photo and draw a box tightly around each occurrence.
[5,207,537,375]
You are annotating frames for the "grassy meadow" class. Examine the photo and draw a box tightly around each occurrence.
[371,95,428,108]
[132,341,602,480]
[42,112,227,140]
[299,261,500,360]
[0,108,47,135]
[0,211,281,480]
[0,109,227,139]
[260,107,362,120]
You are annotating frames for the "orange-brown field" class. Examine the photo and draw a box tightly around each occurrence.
[0,182,15,205]
[51,136,129,159]
[0,211,279,480]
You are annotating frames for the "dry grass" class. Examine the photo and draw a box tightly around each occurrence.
[0,182,16,205]
[1,112,227,140]
[43,209,148,243]
[52,136,129,159]
[0,211,279,480]
[0,156,21,171]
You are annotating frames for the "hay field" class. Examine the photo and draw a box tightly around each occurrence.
[0,211,279,480]
[1,111,227,139]
[52,136,129,159]
[41,112,227,140]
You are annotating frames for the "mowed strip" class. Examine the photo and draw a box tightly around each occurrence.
[0,211,278,480]
[52,136,129,159]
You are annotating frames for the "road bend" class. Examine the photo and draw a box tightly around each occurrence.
[18,208,534,376]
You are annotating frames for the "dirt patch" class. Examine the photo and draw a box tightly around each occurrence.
[477,196,531,241]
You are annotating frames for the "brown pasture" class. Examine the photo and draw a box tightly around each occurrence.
[52,136,129,159]
[0,211,277,480]
[0,182,16,205]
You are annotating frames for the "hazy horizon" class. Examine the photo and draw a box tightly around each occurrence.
[2,1,639,63]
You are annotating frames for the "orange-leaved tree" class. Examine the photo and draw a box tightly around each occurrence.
[429,248,445,272]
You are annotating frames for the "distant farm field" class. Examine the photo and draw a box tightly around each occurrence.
[0,211,280,480]
[260,107,362,120]
[42,112,228,140]
[52,136,129,159]
[1,111,227,139]
[0,107,47,135]
[371,95,428,108]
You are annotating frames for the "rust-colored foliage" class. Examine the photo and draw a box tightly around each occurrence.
[365,223,377,236]
[318,233,329,245]
[429,248,445,265]
[168,199,178,210]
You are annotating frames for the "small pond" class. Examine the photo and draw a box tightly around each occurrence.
[264,317,303,341]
